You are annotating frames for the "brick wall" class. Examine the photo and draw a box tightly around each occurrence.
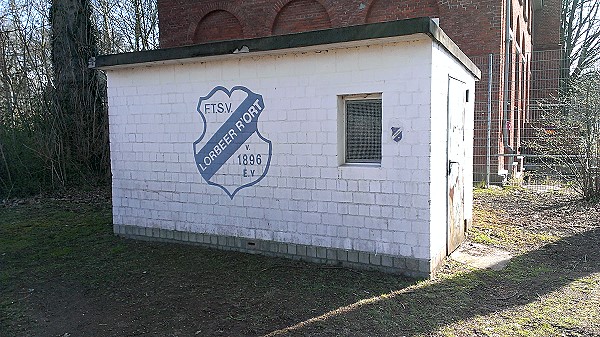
[365,0,439,24]
[530,0,562,112]
[157,0,513,58]
[104,37,476,276]
[528,0,562,158]
[437,0,504,56]
[157,0,561,57]
[272,0,332,34]
[157,0,563,181]
[193,10,243,43]
[533,0,562,51]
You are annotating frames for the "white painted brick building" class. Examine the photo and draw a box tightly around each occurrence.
[96,18,480,278]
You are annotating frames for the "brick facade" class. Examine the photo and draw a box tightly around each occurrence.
[157,0,561,181]
[156,0,557,57]
[525,0,562,164]
[193,9,243,43]
[533,0,562,51]
[272,0,332,34]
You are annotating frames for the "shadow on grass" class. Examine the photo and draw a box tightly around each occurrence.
[1,199,599,336]
[530,195,597,213]
[262,227,600,336]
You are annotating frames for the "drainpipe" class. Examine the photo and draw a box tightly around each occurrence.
[503,0,515,179]
[487,53,493,187]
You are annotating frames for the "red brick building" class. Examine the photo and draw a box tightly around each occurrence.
[157,0,561,183]
[158,0,538,54]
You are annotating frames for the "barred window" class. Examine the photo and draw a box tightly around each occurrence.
[344,96,382,164]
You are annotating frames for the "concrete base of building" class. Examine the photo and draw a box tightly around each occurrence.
[113,224,431,279]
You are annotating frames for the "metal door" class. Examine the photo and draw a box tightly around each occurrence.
[447,77,466,254]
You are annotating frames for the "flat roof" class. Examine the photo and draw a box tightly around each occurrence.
[92,17,480,79]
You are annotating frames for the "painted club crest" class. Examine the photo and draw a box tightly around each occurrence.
[193,86,272,199]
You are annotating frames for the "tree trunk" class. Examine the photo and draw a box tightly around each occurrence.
[50,0,109,184]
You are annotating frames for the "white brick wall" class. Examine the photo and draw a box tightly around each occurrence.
[429,43,477,269]
[106,35,476,267]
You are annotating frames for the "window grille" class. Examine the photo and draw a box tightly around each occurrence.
[345,98,382,163]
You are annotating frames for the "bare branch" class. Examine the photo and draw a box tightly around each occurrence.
[563,0,600,78]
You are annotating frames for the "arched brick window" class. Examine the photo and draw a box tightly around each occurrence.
[272,0,331,35]
[194,10,243,44]
[366,0,438,24]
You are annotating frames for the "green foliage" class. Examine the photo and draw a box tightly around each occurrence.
[0,128,48,196]
[474,180,488,189]
[0,113,110,199]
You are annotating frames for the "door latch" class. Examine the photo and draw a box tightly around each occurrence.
[448,160,459,175]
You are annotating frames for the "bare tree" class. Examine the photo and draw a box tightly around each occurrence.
[529,71,600,200]
[0,0,158,197]
[50,0,109,183]
[562,0,600,79]
[0,0,57,194]
[91,0,158,54]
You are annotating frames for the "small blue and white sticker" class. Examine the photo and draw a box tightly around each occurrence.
[193,86,272,199]
[391,127,403,142]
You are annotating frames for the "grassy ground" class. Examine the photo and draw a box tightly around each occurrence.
[0,188,598,336]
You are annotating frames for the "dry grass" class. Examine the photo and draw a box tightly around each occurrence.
[1,188,599,336]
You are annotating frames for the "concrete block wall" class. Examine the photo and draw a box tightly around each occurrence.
[106,35,475,277]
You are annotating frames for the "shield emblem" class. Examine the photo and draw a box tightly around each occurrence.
[193,86,272,199]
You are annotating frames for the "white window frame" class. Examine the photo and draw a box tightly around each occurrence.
[337,93,383,166]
